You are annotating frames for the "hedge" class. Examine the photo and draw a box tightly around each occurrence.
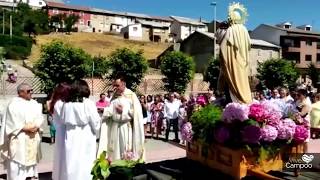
[0,35,33,59]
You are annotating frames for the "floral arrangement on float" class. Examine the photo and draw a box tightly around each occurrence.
[91,151,145,180]
[183,100,310,179]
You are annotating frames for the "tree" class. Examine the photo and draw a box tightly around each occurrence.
[34,41,92,93]
[24,17,36,37]
[107,48,148,91]
[10,2,49,36]
[90,55,110,78]
[307,63,320,88]
[160,51,195,93]
[64,14,80,34]
[257,58,299,90]
[204,56,220,90]
[49,14,66,30]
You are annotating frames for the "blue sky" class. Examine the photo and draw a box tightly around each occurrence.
[68,0,320,31]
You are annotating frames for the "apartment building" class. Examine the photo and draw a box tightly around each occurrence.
[251,22,320,71]
[45,1,91,32]
[170,16,208,42]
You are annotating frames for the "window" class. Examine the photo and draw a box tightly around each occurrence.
[306,40,312,46]
[306,27,311,31]
[79,19,84,25]
[317,41,320,49]
[283,38,294,47]
[284,52,300,63]
[87,21,91,27]
[317,54,320,63]
[269,51,273,58]
[39,2,42,5]
[305,55,312,61]
[133,27,138,31]
[258,50,261,56]
[53,8,59,14]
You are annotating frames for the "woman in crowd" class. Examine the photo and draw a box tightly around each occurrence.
[178,97,188,145]
[279,87,294,104]
[140,95,148,138]
[296,89,312,145]
[46,92,56,144]
[58,80,101,180]
[310,93,320,139]
[150,95,164,139]
[146,95,153,135]
[49,83,71,180]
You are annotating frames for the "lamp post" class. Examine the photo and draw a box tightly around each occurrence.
[210,2,217,60]
[2,9,4,35]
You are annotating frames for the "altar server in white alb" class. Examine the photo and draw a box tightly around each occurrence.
[97,75,145,161]
[60,80,101,180]
[0,83,44,180]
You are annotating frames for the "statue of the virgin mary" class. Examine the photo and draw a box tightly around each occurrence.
[217,2,252,104]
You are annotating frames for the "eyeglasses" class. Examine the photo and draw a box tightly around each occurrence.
[26,89,33,93]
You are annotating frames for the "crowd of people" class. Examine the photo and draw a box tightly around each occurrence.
[1,76,320,180]
[93,84,320,145]
[95,89,226,145]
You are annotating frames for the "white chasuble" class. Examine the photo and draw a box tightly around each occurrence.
[0,97,43,180]
[97,88,145,161]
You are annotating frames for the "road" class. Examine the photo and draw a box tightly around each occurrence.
[2,60,34,77]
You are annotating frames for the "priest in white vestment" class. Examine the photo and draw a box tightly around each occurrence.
[60,80,101,180]
[0,83,44,180]
[97,76,145,161]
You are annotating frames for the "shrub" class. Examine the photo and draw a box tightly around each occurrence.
[190,105,222,143]
[160,51,195,93]
[257,59,299,89]
[0,35,32,59]
[107,48,148,91]
[34,41,92,93]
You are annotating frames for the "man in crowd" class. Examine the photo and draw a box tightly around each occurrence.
[164,93,181,142]
[96,93,110,115]
[0,83,44,180]
[98,75,145,160]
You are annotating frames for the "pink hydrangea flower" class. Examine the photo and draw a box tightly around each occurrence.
[122,151,135,160]
[261,125,278,142]
[222,103,249,123]
[181,122,193,142]
[294,125,309,143]
[276,118,296,140]
[248,101,282,125]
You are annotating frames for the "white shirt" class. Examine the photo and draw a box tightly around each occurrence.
[164,100,181,119]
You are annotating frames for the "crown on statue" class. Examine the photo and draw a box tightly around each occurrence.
[228,2,248,25]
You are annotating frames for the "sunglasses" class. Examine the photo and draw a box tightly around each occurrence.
[26,89,33,93]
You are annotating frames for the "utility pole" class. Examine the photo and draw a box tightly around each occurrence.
[10,13,12,39]
[91,61,94,95]
[210,2,217,60]
[10,15,12,39]
[10,0,14,40]
[2,9,4,35]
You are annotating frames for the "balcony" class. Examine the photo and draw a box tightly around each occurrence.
[287,47,301,52]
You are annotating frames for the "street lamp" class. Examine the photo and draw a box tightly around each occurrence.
[210,2,217,59]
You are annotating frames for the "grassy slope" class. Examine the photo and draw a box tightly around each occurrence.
[28,32,171,64]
